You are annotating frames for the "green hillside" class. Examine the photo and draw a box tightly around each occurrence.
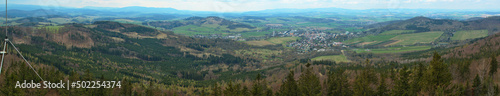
[451,30,488,40]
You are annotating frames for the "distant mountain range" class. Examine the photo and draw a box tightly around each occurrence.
[1,4,499,19]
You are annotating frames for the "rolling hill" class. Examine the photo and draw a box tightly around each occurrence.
[348,16,500,47]
[0,21,276,86]
[147,16,258,35]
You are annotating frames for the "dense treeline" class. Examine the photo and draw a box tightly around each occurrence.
[210,52,500,96]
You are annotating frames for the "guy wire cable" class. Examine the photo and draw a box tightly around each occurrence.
[0,0,44,81]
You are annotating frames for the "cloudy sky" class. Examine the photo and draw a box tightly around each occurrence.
[5,0,500,12]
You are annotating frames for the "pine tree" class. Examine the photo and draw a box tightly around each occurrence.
[95,74,106,96]
[146,81,156,96]
[120,78,132,96]
[473,74,481,95]
[392,65,410,96]
[224,81,243,96]
[251,73,267,96]
[242,86,250,95]
[210,83,221,96]
[409,63,425,95]
[353,59,376,96]
[424,52,452,93]
[376,76,388,96]
[298,63,321,96]
[278,70,299,96]
[489,55,498,76]
[326,69,351,96]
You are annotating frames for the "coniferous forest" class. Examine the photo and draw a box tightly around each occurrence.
[1,1,500,96]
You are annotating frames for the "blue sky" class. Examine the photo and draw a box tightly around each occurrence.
[5,0,500,12]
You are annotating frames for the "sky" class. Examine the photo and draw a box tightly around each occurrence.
[5,0,500,12]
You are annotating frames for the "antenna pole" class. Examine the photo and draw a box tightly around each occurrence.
[5,0,6,36]
[0,0,6,76]
[0,0,44,81]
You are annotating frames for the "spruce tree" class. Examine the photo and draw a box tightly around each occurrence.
[409,63,425,95]
[424,52,452,93]
[353,59,376,96]
[278,70,298,96]
[473,74,481,95]
[251,73,267,96]
[298,63,321,96]
[489,55,498,76]
[392,65,410,96]
[210,83,221,96]
[326,69,351,96]
[376,76,388,96]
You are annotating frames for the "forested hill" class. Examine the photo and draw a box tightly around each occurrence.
[0,21,266,86]
[368,16,500,34]
[146,16,256,30]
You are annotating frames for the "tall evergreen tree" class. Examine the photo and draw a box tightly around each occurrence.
[489,55,498,76]
[298,63,321,96]
[473,74,481,95]
[424,52,452,93]
[120,78,132,96]
[376,75,388,96]
[409,63,425,95]
[392,65,410,96]
[210,83,222,96]
[326,69,351,96]
[224,81,243,96]
[251,73,267,96]
[278,70,299,96]
[353,59,376,96]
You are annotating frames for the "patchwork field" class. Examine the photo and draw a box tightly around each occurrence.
[240,31,271,38]
[311,55,350,62]
[35,25,64,33]
[245,40,275,46]
[113,19,143,25]
[354,46,431,53]
[172,25,227,36]
[267,37,301,44]
[380,30,415,35]
[389,31,444,45]
[48,18,72,24]
[245,37,301,46]
[344,35,397,45]
[451,30,488,40]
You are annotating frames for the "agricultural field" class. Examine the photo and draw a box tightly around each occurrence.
[344,35,397,45]
[113,19,143,25]
[311,55,350,62]
[451,30,488,40]
[245,40,275,46]
[240,31,271,38]
[379,30,415,35]
[267,37,301,44]
[389,31,443,45]
[48,18,72,24]
[353,46,431,53]
[245,37,300,46]
[172,25,227,36]
[35,25,64,33]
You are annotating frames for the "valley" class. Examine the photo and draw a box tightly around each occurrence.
[0,3,499,96]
